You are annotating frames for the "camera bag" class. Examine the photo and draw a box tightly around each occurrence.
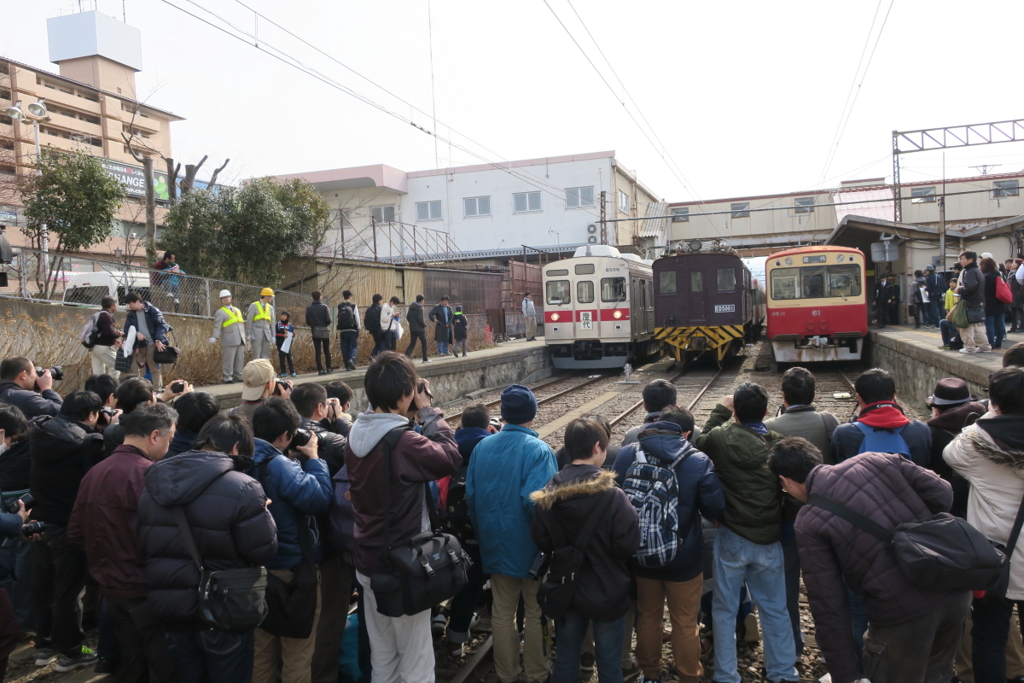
[369,425,471,617]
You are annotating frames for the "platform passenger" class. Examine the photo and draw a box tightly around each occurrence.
[956,251,992,354]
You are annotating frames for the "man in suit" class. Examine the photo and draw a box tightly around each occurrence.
[210,290,247,384]
[429,296,454,356]
[247,288,275,361]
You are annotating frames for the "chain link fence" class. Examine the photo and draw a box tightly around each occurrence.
[1,247,313,322]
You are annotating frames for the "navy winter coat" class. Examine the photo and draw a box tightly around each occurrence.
[612,422,726,582]
[124,303,170,345]
[250,439,332,570]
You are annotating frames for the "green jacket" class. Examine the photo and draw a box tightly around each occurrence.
[695,404,784,545]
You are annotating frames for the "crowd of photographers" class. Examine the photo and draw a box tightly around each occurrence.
[2,340,1024,683]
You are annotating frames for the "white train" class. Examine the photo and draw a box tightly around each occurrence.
[542,245,659,369]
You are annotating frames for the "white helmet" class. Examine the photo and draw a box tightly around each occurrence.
[219,289,232,298]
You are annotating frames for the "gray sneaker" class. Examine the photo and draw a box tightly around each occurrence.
[55,646,98,673]
[34,647,58,667]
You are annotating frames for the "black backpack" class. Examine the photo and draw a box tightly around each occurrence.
[337,302,357,331]
[443,466,474,543]
[364,304,382,334]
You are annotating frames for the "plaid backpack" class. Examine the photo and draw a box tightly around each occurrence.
[622,443,692,568]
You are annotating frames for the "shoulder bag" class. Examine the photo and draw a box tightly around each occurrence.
[807,493,1017,593]
[951,299,970,329]
[172,506,268,631]
[369,425,471,617]
[254,454,319,638]
[535,497,612,619]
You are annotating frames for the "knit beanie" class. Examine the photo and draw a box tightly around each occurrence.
[500,384,538,425]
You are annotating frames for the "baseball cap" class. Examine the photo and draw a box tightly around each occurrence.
[241,359,275,401]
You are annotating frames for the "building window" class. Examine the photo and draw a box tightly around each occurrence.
[731,202,750,218]
[671,207,689,222]
[993,180,1020,199]
[416,200,442,221]
[911,187,936,203]
[463,196,491,217]
[370,205,396,223]
[513,191,541,213]
[565,186,594,209]
[618,190,630,214]
[794,197,815,213]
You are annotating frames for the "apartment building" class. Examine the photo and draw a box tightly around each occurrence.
[0,10,183,259]
[277,150,666,262]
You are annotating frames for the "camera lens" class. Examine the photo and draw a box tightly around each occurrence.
[289,428,312,451]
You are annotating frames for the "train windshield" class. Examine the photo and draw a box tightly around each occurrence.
[578,281,595,303]
[601,277,627,302]
[546,280,572,305]
[770,264,862,300]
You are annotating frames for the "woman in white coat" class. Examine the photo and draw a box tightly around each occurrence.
[944,366,1024,683]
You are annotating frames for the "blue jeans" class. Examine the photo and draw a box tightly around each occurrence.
[712,526,797,683]
[986,314,1006,348]
[552,610,625,683]
[340,330,358,366]
[928,299,942,326]
[971,595,1024,682]
[166,629,254,683]
[437,341,449,355]
[939,319,960,347]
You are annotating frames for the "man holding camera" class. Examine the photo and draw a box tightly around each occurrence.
[0,357,62,418]
[234,359,290,425]
[251,398,332,683]
[29,390,107,672]
[69,403,178,683]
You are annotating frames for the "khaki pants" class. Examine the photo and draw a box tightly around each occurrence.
[525,316,537,340]
[490,574,549,683]
[636,574,703,683]
[89,344,119,379]
[222,343,245,383]
[134,344,163,389]
[253,568,322,683]
[958,321,992,353]
[954,609,1024,682]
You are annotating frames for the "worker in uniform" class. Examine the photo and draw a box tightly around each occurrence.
[247,288,275,361]
[209,289,247,384]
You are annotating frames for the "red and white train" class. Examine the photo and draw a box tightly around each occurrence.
[765,245,868,366]
[542,245,660,369]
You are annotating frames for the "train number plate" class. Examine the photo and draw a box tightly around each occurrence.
[714,304,736,313]
[581,312,593,329]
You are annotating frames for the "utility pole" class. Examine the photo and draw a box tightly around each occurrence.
[142,156,156,265]
[599,190,607,245]
[939,153,946,272]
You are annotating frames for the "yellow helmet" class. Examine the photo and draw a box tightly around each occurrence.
[260,288,274,297]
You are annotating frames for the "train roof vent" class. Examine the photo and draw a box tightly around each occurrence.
[573,245,620,258]
[621,254,643,263]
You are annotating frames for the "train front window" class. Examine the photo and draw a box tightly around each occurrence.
[578,280,595,304]
[575,264,595,275]
[546,280,571,305]
[691,272,703,293]
[601,277,626,302]
[659,271,677,294]
[770,264,862,300]
[717,268,736,292]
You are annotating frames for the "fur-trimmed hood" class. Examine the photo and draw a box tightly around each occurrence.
[964,421,1024,470]
[530,466,616,510]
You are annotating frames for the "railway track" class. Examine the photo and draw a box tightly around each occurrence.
[446,374,608,425]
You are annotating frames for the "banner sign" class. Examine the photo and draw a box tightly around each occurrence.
[99,159,171,202]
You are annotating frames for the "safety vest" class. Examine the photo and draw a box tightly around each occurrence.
[253,300,272,323]
[220,306,244,328]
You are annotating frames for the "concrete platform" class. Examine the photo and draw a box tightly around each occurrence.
[197,338,552,410]
[869,325,1022,401]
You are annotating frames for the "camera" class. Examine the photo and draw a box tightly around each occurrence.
[100,407,117,417]
[5,493,33,514]
[273,380,290,397]
[22,520,45,537]
[289,428,313,451]
[170,381,185,393]
[35,366,63,382]
[528,551,549,580]
[417,379,432,399]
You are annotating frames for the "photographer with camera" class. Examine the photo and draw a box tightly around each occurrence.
[0,357,62,419]
[251,397,331,683]
[234,359,288,424]
[29,390,106,672]
[0,403,35,637]
[68,403,178,683]
[167,392,220,458]
[0,426,34,682]
[323,382,354,437]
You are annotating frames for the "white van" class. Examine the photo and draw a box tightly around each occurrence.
[62,271,151,307]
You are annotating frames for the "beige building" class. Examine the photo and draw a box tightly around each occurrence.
[0,10,183,261]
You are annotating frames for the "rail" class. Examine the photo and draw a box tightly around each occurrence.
[446,374,607,424]
[608,367,724,428]
[0,246,314,321]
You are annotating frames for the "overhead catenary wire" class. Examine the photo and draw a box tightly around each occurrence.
[161,0,601,220]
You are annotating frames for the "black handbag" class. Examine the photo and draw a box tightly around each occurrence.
[172,506,269,631]
[369,426,471,618]
[312,326,330,340]
[153,345,180,364]
[808,493,1014,593]
[254,454,319,639]
[535,498,610,620]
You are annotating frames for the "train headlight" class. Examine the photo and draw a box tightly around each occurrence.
[613,310,622,319]
[550,313,560,322]
[785,258,793,265]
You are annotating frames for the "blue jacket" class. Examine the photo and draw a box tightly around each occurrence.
[612,422,726,582]
[125,303,170,345]
[251,439,332,570]
[454,427,491,464]
[467,424,556,578]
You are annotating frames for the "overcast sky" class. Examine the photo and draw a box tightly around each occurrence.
[6,0,1024,203]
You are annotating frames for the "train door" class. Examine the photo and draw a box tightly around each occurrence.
[688,267,708,323]
[575,262,599,340]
